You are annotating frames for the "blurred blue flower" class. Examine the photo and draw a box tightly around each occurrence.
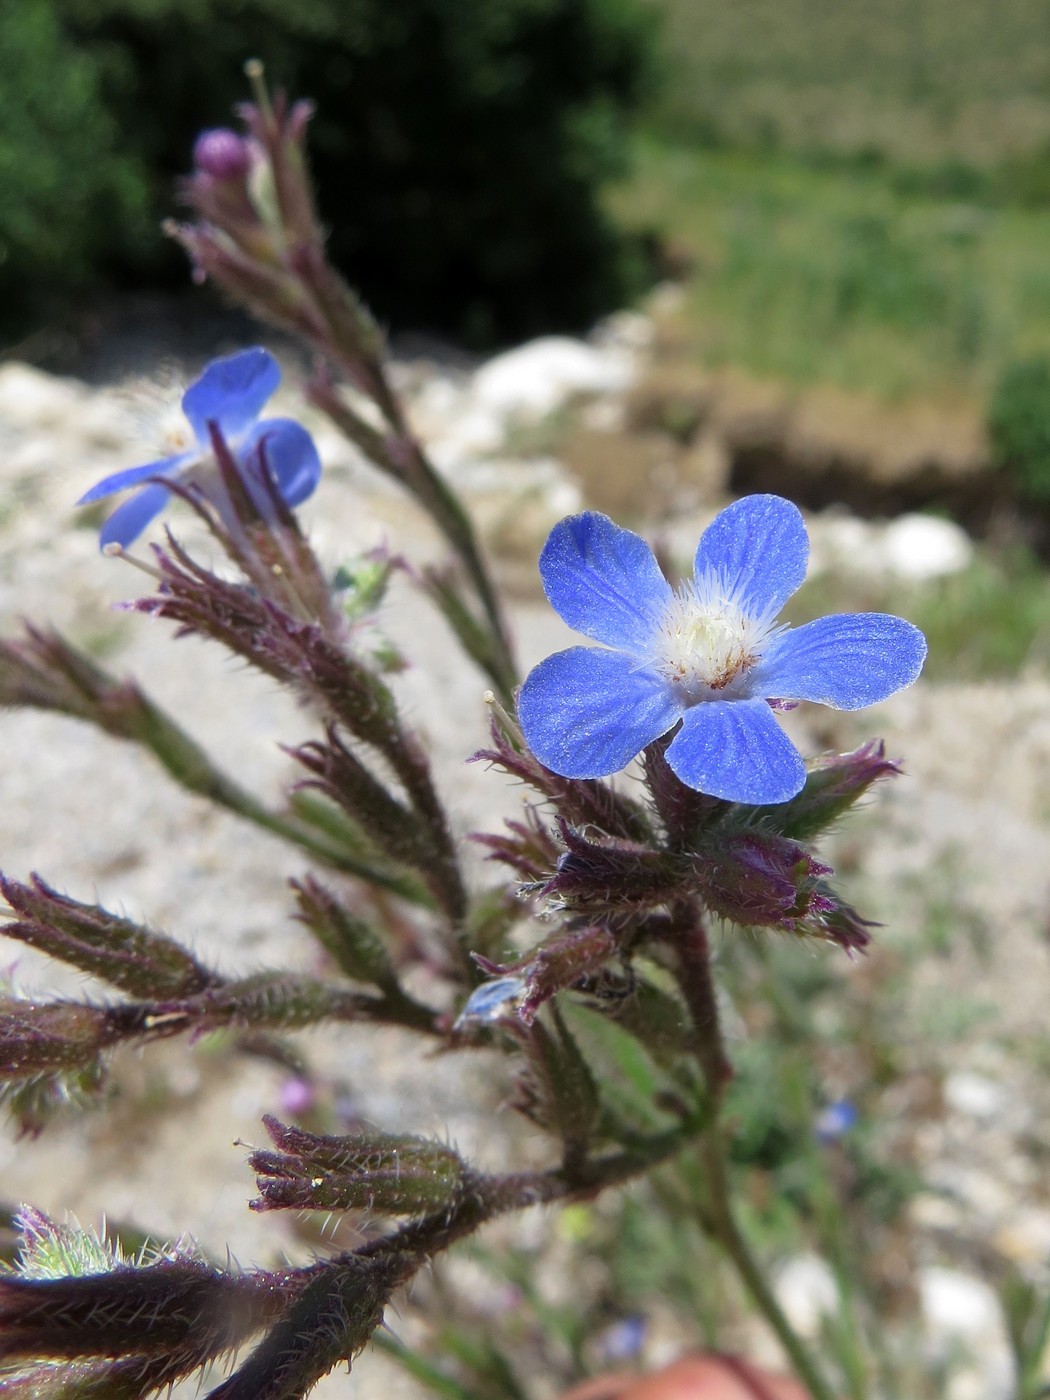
[518,495,927,805]
[78,347,322,550]
[815,1099,858,1142]
[596,1314,647,1364]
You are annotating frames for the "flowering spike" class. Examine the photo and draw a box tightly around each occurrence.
[0,874,217,1000]
[173,81,517,699]
[249,1116,472,1216]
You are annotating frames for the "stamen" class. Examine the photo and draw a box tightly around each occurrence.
[650,569,781,703]
[103,543,167,582]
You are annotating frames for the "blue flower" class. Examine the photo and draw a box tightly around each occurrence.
[518,495,927,805]
[814,1100,858,1142]
[78,347,322,550]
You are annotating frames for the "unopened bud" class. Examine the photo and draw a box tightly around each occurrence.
[249,1116,471,1215]
[693,831,834,931]
[193,127,253,181]
[0,998,115,1081]
[542,820,681,913]
[0,874,216,999]
[291,876,395,989]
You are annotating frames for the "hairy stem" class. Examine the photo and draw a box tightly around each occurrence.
[672,901,840,1400]
[211,1129,691,1400]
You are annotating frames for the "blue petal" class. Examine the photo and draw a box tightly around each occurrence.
[242,418,323,508]
[181,347,281,443]
[750,613,927,710]
[518,646,680,779]
[539,513,673,654]
[77,453,188,506]
[98,483,173,551]
[693,495,809,617]
[665,698,806,803]
[454,976,527,1028]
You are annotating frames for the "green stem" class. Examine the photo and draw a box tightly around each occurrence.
[118,688,434,905]
[361,358,516,698]
[672,902,840,1400]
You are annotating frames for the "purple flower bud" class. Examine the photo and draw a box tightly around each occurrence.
[540,819,682,914]
[278,1077,316,1117]
[0,873,217,1000]
[193,127,253,181]
[693,830,833,931]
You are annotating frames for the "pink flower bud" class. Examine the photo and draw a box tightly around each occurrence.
[192,128,252,181]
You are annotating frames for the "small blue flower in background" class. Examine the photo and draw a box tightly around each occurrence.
[78,347,322,550]
[518,495,927,805]
[596,1314,647,1364]
[815,1099,859,1143]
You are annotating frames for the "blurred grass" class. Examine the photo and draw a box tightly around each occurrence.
[612,140,1050,399]
[647,0,1050,168]
[604,1,1050,401]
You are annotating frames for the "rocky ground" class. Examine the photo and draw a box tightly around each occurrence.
[0,302,1046,1397]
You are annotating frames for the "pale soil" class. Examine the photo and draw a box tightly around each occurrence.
[0,333,1044,1398]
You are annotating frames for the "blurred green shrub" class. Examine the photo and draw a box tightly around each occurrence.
[3,0,658,344]
[0,0,150,331]
[988,355,1050,503]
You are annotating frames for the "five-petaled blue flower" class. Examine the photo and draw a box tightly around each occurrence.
[518,495,927,805]
[78,347,322,550]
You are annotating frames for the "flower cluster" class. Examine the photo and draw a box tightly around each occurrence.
[518,495,926,804]
[78,347,322,549]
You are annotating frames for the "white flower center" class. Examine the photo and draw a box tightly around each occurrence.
[650,569,782,703]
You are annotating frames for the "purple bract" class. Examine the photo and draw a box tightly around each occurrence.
[517,495,927,805]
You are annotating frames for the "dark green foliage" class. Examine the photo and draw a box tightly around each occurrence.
[4,0,657,343]
[989,356,1050,503]
[0,0,150,329]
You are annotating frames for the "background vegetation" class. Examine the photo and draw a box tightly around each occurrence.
[0,0,657,345]
[606,0,1050,404]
